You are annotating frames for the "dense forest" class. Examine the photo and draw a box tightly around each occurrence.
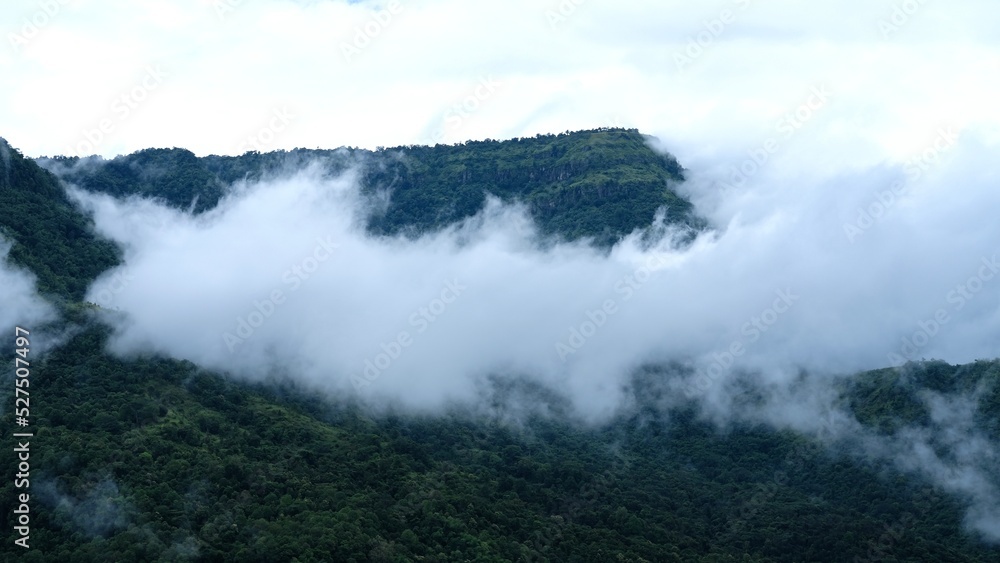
[39,128,700,247]
[2,132,999,561]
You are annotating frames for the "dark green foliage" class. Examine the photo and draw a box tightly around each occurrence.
[847,359,1000,441]
[845,360,1000,439]
[45,148,225,214]
[844,366,932,433]
[1,133,999,561]
[45,128,701,247]
[0,138,121,302]
[355,129,696,245]
[1,332,998,561]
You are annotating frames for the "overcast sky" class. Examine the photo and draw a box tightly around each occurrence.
[5,0,1000,541]
[1,0,997,161]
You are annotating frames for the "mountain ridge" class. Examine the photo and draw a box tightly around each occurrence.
[1,131,999,561]
[37,128,701,248]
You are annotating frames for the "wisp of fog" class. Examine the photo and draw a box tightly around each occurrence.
[0,240,56,343]
[64,127,1000,541]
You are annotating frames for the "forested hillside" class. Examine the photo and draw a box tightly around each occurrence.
[0,138,121,302]
[41,128,699,247]
[3,326,999,562]
[2,133,999,562]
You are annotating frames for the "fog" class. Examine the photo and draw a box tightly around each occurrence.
[0,240,56,341]
[68,131,1000,407]
[55,119,1000,540]
[4,0,1000,548]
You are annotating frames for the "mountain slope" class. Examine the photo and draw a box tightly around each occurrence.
[2,325,998,562]
[0,138,121,302]
[1,134,998,561]
[41,128,699,247]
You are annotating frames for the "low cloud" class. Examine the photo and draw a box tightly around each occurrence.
[0,239,57,339]
[66,128,1000,541]
[35,476,133,538]
[69,133,1000,413]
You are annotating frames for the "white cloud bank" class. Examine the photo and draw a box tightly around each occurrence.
[67,124,1000,412]
[6,0,1000,545]
[1,0,998,159]
[0,240,56,340]
[62,125,1000,539]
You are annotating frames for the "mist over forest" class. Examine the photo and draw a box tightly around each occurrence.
[3,0,1000,561]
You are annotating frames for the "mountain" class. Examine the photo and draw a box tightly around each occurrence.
[1,133,999,562]
[3,324,998,562]
[0,138,121,302]
[40,128,700,247]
